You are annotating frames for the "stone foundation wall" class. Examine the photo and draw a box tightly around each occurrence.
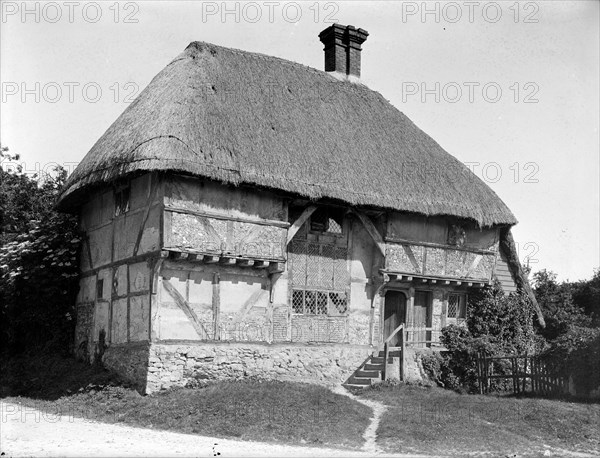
[146,342,374,393]
[102,342,150,391]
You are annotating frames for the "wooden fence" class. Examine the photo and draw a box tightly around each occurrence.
[476,353,568,396]
[405,325,443,348]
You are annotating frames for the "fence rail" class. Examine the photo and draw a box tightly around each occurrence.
[404,325,442,348]
[476,353,568,396]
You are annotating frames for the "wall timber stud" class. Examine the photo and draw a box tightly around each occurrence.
[353,209,386,256]
[162,278,210,338]
[213,272,220,340]
[133,175,159,256]
[80,218,94,270]
[269,272,282,303]
[402,244,421,272]
[286,205,317,244]
[465,254,483,278]
[126,263,130,342]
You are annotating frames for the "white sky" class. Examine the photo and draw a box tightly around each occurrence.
[1,1,598,281]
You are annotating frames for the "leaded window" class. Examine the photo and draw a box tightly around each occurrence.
[288,240,350,316]
[447,293,467,324]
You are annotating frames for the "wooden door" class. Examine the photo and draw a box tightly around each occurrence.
[384,291,406,346]
[413,291,432,348]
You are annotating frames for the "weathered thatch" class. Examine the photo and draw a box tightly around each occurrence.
[499,228,545,327]
[58,41,516,227]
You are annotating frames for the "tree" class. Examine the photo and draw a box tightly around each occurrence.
[570,269,600,326]
[532,270,591,341]
[0,149,81,355]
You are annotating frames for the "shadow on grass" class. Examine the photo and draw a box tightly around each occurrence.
[356,382,600,455]
[0,352,132,400]
[1,353,372,450]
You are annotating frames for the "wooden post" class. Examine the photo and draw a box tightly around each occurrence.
[213,272,220,340]
[383,342,388,381]
[401,326,406,381]
[523,354,528,393]
[476,352,482,394]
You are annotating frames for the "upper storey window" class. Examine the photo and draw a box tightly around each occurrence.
[309,208,344,234]
[114,184,130,216]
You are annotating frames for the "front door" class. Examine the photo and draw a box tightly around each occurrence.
[412,290,432,347]
[383,291,406,346]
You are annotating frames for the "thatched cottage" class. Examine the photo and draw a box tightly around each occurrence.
[58,24,541,392]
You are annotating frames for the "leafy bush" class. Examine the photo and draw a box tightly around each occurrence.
[541,326,600,395]
[430,282,538,393]
[0,164,81,355]
[533,270,592,340]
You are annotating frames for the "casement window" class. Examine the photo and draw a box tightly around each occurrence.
[291,289,348,316]
[114,184,130,216]
[447,293,467,324]
[288,241,350,316]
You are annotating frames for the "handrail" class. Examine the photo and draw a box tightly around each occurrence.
[382,323,405,381]
[385,323,404,344]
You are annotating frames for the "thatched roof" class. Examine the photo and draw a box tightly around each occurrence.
[58,41,517,227]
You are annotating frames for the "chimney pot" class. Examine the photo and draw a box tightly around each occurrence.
[319,24,369,78]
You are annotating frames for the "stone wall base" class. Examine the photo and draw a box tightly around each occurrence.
[146,342,374,394]
[102,342,150,392]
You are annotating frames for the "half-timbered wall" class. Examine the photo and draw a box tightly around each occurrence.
[384,213,499,282]
[155,175,287,344]
[72,171,521,392]
[75,173,161,361]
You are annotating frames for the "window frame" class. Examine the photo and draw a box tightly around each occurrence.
[447,293,467,324]
[308,208,345,236]
[291,288,348,316]
[114,183,130,217]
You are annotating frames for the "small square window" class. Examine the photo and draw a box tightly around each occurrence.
[114,185,130,216]
[97,278,104,300]
[448,294,467,321]
[309,208,343,234]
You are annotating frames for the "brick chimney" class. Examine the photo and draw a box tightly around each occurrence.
[319,24,369,78]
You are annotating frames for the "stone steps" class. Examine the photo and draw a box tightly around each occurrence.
[343,350,402,390]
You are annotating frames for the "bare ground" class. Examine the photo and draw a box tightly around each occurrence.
[1,401,423,458]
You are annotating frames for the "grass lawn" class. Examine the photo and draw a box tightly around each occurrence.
[358,383,600,456]
[1,354,371,450]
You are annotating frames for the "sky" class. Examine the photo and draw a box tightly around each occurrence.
[1,0,598,281]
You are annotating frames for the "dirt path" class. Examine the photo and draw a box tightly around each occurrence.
[1,401,420,457]
[330,385,387,454]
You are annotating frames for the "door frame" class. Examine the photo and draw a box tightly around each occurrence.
[381,288,408,345]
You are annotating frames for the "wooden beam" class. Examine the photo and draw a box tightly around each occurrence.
[133,176,159,256]
[253,260,268,269]
[204,255,219,264]
[464,254,483,278]
[286,205,317,245]
[236,259,253,267]
[353,209,386,256]
[232,289,269,327]
[401,244,421,273]
[267,262,285,274]
[212,273,220,340]
[219,257,236,265]
[162,279,210,339]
